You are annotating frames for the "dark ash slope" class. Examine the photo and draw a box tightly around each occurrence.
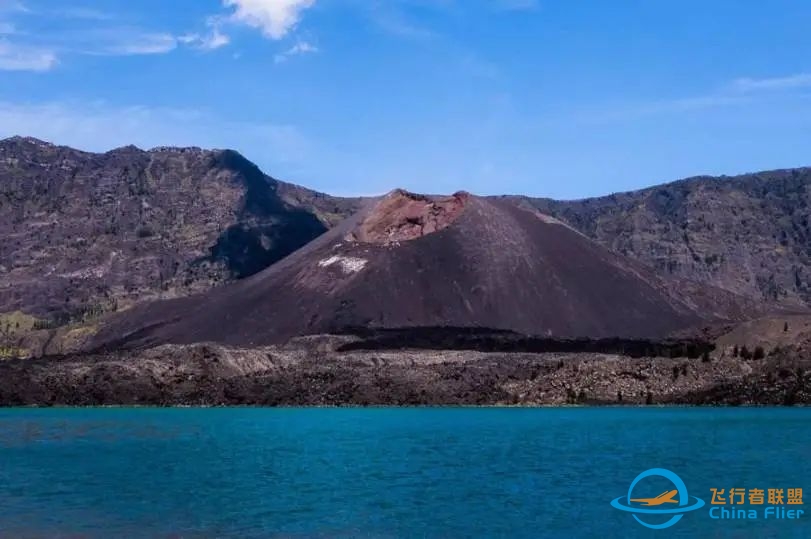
[94,191,745,348]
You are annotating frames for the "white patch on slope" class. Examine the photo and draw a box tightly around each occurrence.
[318,255,367,274]
[532,210,590,239]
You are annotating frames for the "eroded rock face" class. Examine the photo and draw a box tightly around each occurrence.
[517,167,811,307]
[0,137,359,322]
[349,189,470,244]
[1,333,808,406]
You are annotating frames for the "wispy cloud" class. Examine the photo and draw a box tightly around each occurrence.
[100,32,177,55]
[200,26,231,50]
[53,6,113,20]
[581,70,811,124]
[0,38,56,71]
[732,73,811,93]
[274,39,317,63]
[179,30,230,51]
[0,2,239,66]
[0,1,28,14]
[223,0,316,40]
[179,17,231,51]
[623,94,750,118]
[0,100,312,167]
[363,1,437,40]
[493,0,540,11]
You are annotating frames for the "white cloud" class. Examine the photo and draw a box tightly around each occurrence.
[200,26,230,49]
[274,39,317,63]
[179,18,231,51]
[0,0,322,65]
[0,39,56,71]
[180,31,230,50]
[223,0,316,39]
[102,32,177,55]
[732,73,811,93]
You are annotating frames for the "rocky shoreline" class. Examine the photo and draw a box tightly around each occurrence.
[0,333,808,406]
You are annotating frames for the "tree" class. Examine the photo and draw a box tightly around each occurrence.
[733,345,739,357]
[701,350,711,363]
[753,346,765,360]
[784,322,789,332]
[645,391,654,405]
[740,346,752,360]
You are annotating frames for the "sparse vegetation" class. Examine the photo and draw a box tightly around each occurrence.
[31,303,111,330]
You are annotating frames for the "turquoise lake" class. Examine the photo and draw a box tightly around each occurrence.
[0,408,808,538]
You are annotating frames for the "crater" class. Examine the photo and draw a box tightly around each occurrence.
[349,189,470,244]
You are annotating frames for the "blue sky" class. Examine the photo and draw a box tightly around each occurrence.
[1,0,810,199]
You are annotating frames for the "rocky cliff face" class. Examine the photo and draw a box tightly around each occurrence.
[1,333,808,406]
[516,167,811,307]
[0,136,359,323]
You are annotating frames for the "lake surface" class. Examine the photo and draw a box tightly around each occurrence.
[0,408,808,538]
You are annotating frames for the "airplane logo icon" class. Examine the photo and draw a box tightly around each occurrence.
[612,469,705,529]
[630,490,679,506]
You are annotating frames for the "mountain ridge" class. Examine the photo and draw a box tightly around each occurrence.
[0,136,361,324]
[515,166,811,306]
[2,136,809,355]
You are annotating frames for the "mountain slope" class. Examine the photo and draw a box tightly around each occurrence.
[94,190,749,348]
[0,136,360,323]
[514,167,811,306]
